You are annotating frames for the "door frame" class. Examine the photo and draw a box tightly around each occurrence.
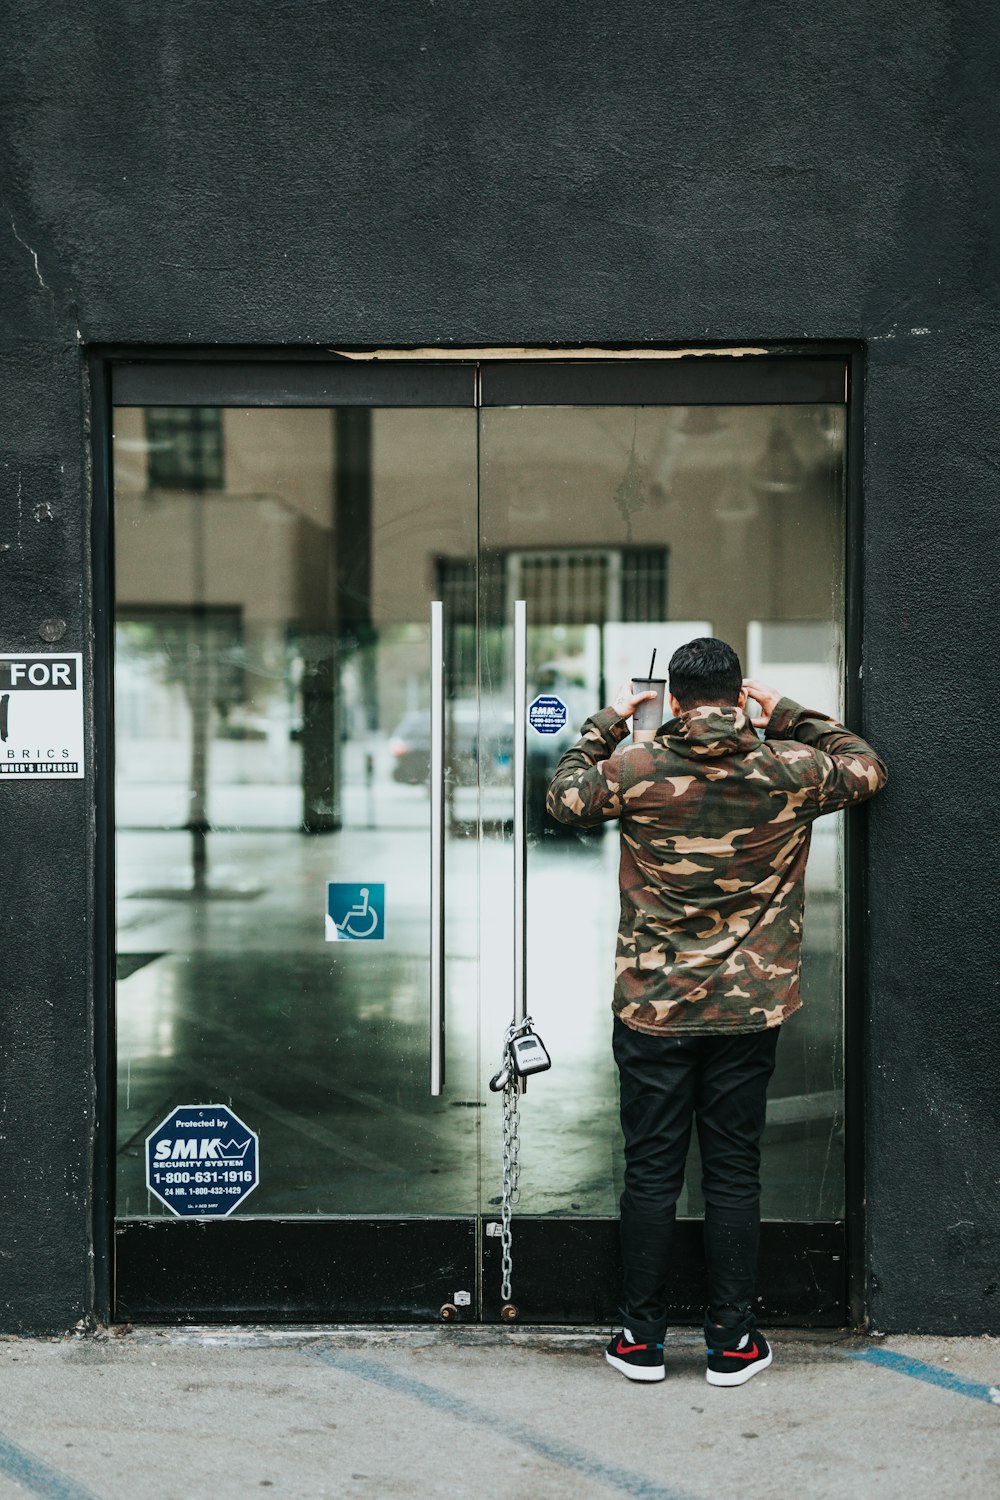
[90,343,867,1328]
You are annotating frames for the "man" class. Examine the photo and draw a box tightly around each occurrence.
[546,637,886,1387]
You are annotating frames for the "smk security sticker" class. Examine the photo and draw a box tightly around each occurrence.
[528,694,568,736]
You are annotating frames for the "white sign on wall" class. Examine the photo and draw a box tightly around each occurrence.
[603,622,713,699]
[0,653,84,779]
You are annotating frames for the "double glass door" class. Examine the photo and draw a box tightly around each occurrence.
[110,357,851,1323]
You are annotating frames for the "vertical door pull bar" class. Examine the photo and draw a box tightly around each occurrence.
[513,600,528,1092]
[430,600,446,1095]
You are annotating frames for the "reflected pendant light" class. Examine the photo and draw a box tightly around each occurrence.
[750,423,805,495]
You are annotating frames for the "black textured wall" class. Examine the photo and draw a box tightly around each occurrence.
[1,0,996,1333]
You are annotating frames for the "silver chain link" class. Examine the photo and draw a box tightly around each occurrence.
[496,1017,532,1305]
[500,1071,521,1303]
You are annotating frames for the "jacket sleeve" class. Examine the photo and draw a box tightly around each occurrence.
[546,707,632,826]
[765,696,888,815]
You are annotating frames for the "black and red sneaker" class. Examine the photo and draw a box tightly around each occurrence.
[705,1314,773,1387]
[604,1319,666,1383]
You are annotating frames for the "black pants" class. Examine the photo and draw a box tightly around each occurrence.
[613,1017,780,1329]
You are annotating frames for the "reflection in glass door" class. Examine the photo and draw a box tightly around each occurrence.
[109,357,852,1324]
[112,379,485,1319]
[476,378,848,1322]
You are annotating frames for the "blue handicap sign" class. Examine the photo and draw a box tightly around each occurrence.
[528,694,568,736]
[326,882,385,941]
[146,1104,259,1218]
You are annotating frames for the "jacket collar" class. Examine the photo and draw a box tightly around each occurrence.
[658,703,758,758]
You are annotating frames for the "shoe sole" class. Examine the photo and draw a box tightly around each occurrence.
[605,1351,665,1382]
[706,1349,773,1386]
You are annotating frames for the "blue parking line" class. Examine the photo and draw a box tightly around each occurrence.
[0,1433,99,1500]
[315,1347,695,1500]
[845,1346,1000,1406]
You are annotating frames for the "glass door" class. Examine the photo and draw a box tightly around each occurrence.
[109,355,852,1325]
[476,361,850,1324]
[112,364,486,1321]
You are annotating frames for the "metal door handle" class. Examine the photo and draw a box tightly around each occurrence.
[513,600,527,1091]
[430,600,446,1095]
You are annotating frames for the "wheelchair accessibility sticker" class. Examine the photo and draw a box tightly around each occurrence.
[326,883,385,941]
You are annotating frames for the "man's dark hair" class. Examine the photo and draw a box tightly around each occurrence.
[668,637,743,710]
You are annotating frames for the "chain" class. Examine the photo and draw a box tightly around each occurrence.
[493,1015,536,1305]
[500,1068,521,1303]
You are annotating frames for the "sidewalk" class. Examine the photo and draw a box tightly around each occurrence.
[0,1326,996,1500]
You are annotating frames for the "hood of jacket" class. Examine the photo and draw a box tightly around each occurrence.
[659,703,759,758]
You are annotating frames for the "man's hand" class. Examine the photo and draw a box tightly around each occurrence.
[742,678,782,730]
[612,682,658,719]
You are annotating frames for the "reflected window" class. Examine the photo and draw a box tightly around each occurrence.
[510,546,668,625]
[437,556,478,695]
[145,407,225,491]
[621,547,669,622]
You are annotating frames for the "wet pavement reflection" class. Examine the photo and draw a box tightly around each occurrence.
[117,818,843,1223]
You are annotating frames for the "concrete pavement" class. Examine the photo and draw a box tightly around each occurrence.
[0,1326,996,1499]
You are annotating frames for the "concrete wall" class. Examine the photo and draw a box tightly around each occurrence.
[0,0,996,1332]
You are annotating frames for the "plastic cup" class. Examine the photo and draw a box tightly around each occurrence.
[630,678,667,742]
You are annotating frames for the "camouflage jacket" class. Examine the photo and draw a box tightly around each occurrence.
[546,697,887,1036]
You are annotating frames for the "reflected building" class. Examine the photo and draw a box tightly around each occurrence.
[113,382,848,1262]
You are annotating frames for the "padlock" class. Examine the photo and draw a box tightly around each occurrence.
[509,1028,551,1078]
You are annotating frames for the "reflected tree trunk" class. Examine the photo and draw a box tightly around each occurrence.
[186,622,211,892]
[186,490,211,889]
[301,407,374,833]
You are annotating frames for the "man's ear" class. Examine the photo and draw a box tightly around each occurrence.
[737,687,749,711]
[667,693,683,718]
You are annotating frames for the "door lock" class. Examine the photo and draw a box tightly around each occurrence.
[489,1019,551,1092]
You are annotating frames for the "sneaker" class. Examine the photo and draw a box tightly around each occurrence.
[705,1323,773,1387]
[605,1323,666,1383]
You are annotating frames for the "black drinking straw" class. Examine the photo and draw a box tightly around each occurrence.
[648,648,657,678]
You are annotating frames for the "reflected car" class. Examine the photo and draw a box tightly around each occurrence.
[388,702,513,785]
[388,710,432,783]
